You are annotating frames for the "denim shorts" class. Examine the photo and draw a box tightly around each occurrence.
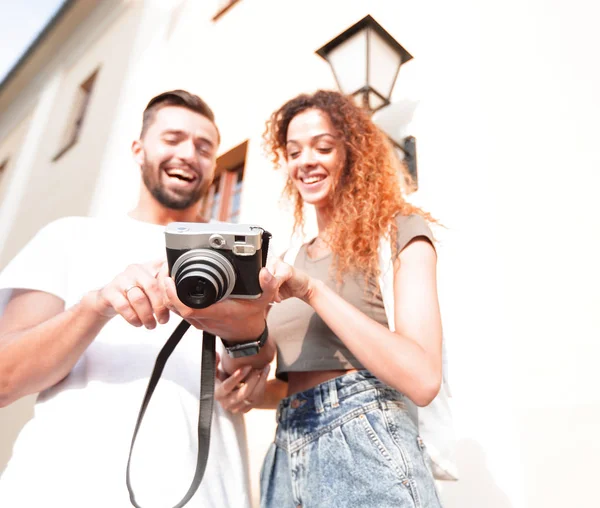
[260,370,442,508]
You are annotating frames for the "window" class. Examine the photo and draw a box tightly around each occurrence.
[228,164,244,222]
[201,175,222,222]
[54,68,99,160]
[213,0,241,21]
[0,158,9,196]
[392,136,418,193]
[200,142,247,222]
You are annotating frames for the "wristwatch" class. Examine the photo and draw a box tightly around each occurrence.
[221,322,268,358]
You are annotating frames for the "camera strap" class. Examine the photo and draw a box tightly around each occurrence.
[126,318,215,508]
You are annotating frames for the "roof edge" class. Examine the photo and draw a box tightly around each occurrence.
[0,0,78,95]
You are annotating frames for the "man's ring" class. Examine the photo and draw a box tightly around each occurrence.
[125,285,141,295]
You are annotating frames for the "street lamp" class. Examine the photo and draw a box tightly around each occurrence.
[316,15,418,187]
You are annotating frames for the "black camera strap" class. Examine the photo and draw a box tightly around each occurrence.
[126,319,215,508]
[126,227,273,506]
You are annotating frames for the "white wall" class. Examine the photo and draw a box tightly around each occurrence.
[0,0,141,263]
[0,0,141,473]
[153,1,598,506]
[1,0,599,506]
[0,113,31,202]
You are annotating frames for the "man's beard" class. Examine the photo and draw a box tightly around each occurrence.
[142,161,207,210]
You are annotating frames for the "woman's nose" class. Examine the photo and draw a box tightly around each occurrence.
[299,148,316,167]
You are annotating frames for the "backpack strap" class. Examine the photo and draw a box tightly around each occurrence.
[282,242,302,266]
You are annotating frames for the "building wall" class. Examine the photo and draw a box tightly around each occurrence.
[0,113,32,208]
[0,0,141,267]
[0,113,35,471]
[0,0,142,473]
[1,0,599,506]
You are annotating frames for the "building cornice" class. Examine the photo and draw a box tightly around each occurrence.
[0,0,102,108]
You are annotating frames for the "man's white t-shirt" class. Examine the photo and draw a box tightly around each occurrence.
[0,216,251,508]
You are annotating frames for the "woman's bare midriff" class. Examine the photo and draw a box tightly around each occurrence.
[287,368,359,395]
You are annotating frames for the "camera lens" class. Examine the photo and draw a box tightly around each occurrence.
[192,281,207,297]
[176,274,218,309]
[171,249,236,309]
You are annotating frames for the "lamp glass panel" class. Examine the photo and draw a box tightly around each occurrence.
[351,91,369,110]
[326,30,367,95]
[368,28,403,100]
[368,90,386,111]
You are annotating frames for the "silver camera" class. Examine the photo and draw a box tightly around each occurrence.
[165,222,271,309]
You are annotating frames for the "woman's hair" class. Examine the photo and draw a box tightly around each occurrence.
[264,89,434,281]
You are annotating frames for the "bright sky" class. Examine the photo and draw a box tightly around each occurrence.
[0,0,67,83]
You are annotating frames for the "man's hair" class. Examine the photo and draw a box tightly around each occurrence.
[140,89,217,137]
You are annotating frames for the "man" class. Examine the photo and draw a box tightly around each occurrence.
[0,90,275,507]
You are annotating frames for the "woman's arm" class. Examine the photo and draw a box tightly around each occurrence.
[273,239,443,407]
[258,378,288,409]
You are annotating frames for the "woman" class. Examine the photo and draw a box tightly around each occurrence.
[219,90,443,508]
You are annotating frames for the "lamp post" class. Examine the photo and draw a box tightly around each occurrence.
[316,15,418,186]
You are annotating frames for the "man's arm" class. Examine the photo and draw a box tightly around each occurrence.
[0,290,109,407]
[0,260,169,407]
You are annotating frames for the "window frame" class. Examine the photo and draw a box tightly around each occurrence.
[199,141,247,223]
[212,0,241,21]
[53,68,100,161]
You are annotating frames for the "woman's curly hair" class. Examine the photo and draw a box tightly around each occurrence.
[263,90,434,281]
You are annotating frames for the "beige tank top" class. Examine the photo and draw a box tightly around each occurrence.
[268,214,435,380]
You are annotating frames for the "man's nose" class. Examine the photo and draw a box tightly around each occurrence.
[177,139,196,162]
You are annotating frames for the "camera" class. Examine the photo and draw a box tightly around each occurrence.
[165,222,271,309]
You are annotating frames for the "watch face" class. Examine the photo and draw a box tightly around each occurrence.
[228,344,260,358]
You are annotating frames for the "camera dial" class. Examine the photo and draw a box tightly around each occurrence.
[209,234,226,249]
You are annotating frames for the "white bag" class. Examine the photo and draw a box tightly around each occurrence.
[282,237,459,481]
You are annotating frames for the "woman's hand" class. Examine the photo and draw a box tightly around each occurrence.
[270,258,316,304]
[214,353,270,414]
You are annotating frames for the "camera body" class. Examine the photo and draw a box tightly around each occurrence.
[165,222,271,309]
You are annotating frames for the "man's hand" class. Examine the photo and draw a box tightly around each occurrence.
[158,264,278,342]
[85,259,170,329]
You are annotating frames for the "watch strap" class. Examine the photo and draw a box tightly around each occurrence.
[221,322,268,358]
